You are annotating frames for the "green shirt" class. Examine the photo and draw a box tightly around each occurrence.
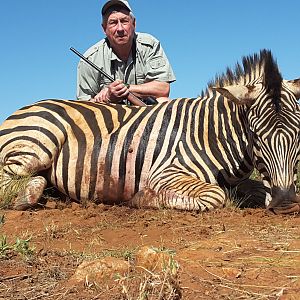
[77,32,176,101]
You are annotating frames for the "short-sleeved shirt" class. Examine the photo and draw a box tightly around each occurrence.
[77,32,176,101]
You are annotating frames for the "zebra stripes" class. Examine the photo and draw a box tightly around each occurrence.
[1,49,300,213]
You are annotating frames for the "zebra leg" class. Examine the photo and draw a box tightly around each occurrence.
[13,176,47,210]
[128,173,226,212]
[232,179,267,208]
[0,170,47,210]
[0,147,51,210]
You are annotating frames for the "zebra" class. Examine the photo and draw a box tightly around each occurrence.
[0,49,300,214]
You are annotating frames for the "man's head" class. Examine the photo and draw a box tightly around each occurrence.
[101,1,136,51]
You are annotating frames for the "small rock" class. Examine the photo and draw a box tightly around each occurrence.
[68,257,131,286]
[135,246,178,275]
[222,267,242,279]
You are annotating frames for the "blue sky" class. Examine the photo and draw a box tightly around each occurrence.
[1,0,299,123]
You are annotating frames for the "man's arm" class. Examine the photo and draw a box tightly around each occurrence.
[77,60,99,101]
[134,33,176,101]
[92,80,170,104]
[128,81,170,99]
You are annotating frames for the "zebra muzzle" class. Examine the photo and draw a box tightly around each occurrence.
[267,186,300,214]
[268,203,300,214]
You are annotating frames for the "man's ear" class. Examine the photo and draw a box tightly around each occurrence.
[284,78,300,99]
[211,84,262,105]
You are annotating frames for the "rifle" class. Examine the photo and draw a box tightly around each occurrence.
[70,47,147,107]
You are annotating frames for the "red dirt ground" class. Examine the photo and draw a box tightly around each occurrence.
[0,199,300,299]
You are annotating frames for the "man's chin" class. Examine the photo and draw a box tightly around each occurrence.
[115,37,129,44]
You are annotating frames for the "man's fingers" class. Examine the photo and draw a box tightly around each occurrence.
[113,83,129,96]
[92,88,111,103]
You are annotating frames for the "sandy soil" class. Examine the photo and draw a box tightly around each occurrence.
[0,200,300,300]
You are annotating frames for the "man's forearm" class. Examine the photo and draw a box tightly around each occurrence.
[129,81,170,99]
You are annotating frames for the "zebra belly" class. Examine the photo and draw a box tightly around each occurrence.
[49,136,151,204]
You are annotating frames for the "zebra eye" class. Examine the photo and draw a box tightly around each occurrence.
[255,139,262,148]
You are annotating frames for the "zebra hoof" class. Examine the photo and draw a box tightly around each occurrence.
[13,176,47,210]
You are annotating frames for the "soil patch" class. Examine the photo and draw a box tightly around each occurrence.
[0,201,300,299]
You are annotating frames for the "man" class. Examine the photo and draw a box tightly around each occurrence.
[77,0,176,105]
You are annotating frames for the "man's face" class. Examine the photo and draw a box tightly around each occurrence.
[103,9,136,49]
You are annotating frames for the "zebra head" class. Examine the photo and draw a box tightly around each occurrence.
[214,50,300,214]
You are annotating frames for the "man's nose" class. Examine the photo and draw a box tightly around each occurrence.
[116,21,124,31]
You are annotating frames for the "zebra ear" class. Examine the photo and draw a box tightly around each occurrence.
[212,84,262,105]
[284,78,300,99]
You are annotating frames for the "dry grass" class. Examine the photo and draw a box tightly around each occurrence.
[118,254,181,300]
[183,264,293,300]
[224,187,249,209]
[0,166,34,209]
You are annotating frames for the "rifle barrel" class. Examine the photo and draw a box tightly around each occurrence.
[70,47,147,107]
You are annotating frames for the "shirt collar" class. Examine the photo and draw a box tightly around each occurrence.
[105,37,135,64]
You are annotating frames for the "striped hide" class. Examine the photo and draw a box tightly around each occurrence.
[1,49,300,214]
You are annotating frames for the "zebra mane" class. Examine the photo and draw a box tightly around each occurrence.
[204,49,283,111]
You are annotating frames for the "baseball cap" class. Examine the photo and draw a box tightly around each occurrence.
[101,0,132,16]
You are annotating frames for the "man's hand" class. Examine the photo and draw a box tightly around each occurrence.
[91,80,129,103]
[92,87,110,103]
[107,80,130,103]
